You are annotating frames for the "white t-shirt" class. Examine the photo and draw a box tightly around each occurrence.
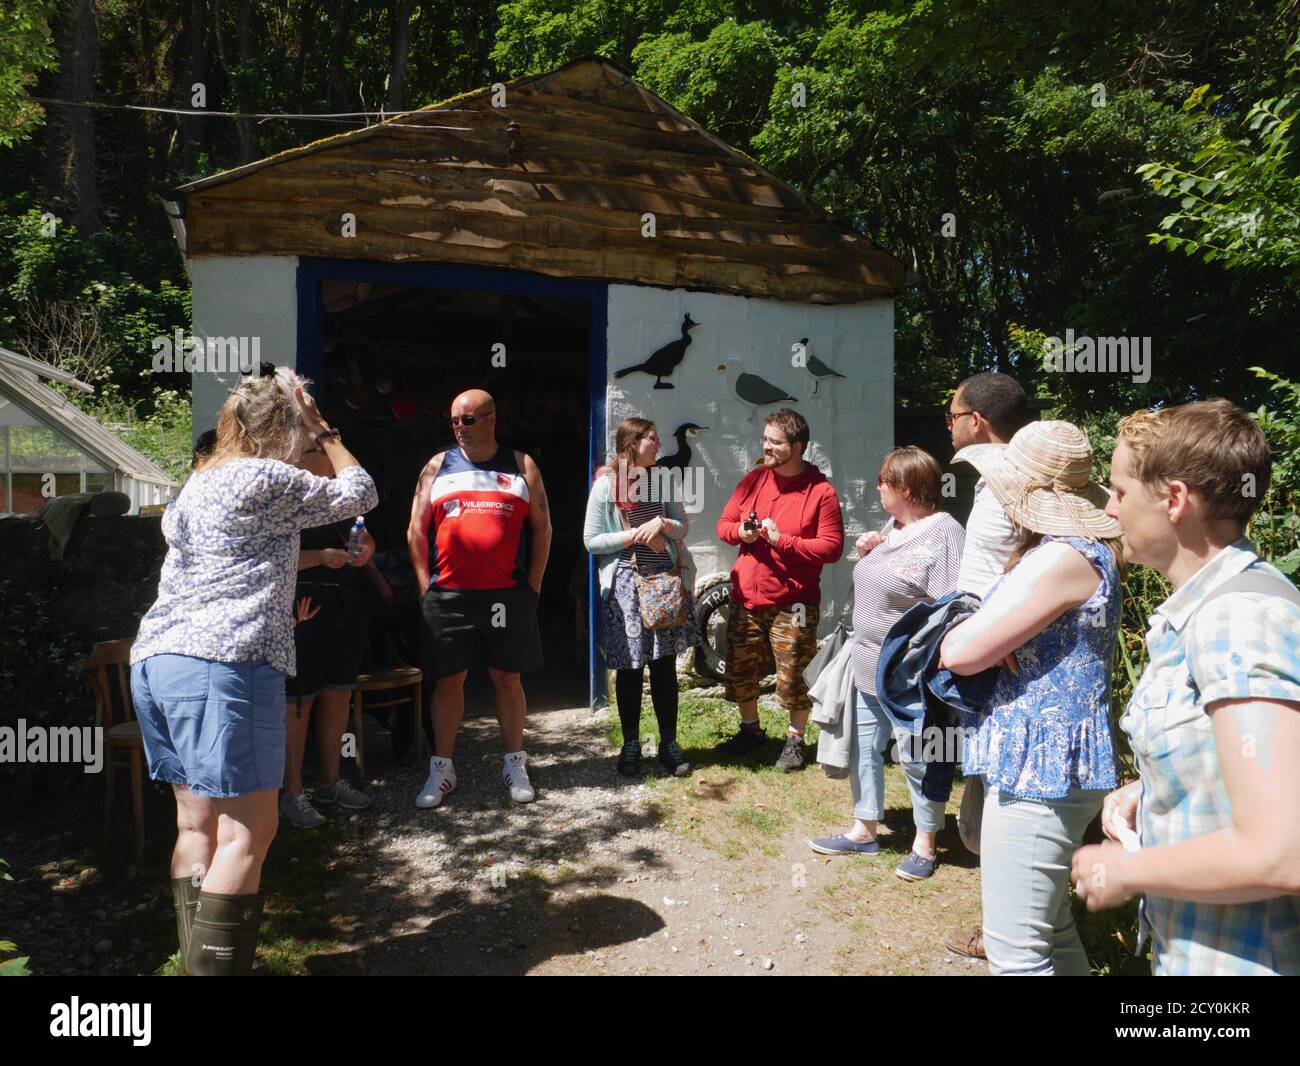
[957,478,1018,598]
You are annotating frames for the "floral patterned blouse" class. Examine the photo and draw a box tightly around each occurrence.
[960,536,1121,799]
[131,458,378,676]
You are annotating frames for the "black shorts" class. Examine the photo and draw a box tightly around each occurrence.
[421,584,543,679]
[286,592,368,700]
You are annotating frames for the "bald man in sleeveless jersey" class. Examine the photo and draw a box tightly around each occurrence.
[408,389,552,808]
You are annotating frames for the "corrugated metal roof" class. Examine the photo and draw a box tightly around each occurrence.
[0,348,177,486]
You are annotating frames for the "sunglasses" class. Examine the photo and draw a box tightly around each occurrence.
[945,410,975,428]
[451,412,491,427]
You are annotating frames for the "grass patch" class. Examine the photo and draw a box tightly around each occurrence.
[606,691,984,975]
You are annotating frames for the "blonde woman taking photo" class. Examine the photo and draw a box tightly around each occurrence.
[130,367,377,975]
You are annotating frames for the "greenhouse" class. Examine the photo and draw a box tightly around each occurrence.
[0,348,176,515]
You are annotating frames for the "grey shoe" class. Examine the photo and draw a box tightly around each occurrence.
[895,851,937,881]
[279,791,326,828]
[775,735,805,771]
[314,778,373,811]
[808,834,880,855]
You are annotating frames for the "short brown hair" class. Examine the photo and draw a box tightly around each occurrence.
[879,446,943,510]
[1116,399,1271,525]
[765,408,809,450]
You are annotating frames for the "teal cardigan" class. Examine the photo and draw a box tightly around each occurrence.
[582,472,694,601]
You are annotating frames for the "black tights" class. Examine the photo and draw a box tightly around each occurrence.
[616,655,678,747]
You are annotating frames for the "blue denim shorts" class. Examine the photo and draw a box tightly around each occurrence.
[131,655,286,798]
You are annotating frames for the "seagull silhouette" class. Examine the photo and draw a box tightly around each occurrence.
[615,313,698,389]
[796,338,846,396]
[656,423,708,472]
[716,359,798,421]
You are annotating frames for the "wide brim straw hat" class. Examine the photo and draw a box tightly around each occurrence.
[952,420,1120,541]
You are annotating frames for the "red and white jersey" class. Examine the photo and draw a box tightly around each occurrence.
[427,446,530,590]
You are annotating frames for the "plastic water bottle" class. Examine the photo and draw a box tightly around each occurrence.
[346,516,365,562]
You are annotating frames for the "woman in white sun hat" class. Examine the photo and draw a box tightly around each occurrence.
[938,420,1125,975]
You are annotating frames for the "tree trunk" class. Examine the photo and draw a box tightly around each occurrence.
[51,0,101,233]
[294,0,318,109]
[234,0,255,163]
[326,2,352,112]
[386,0,417,114]
[184,0,210,171]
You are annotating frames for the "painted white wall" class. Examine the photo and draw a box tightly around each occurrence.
[188,256,299,441]
[605,284,894,627]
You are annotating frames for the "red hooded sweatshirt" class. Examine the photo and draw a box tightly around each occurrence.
[716,463,844,609]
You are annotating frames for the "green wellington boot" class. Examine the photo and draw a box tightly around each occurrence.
[185,891,265,976]
[170,877,202,968]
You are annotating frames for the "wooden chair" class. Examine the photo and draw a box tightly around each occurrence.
[81,639,145,860]
[350,665,424,776]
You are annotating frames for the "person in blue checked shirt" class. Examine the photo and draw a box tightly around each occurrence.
[1072,399,1300,976]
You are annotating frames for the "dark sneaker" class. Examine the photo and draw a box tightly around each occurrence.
[657,741,691,777]
[314,778,373,811]
[775,735,806,771]
[808,834,880,855]
[713,727,767,758]
[616,740,642,776]
[895,851,937,881]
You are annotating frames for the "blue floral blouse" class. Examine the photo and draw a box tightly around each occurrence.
[131,459,378,676]
[960,536,1121,799]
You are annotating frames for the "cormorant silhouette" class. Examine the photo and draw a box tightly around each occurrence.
[656,422,708,472]
[615,314,698,389]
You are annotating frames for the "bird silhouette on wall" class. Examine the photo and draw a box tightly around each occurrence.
[656,423,708,472]
[796,338,846,396]
[716,359,798,421]
[615,313,698,389]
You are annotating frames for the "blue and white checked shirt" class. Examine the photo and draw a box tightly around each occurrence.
[1120,539,1300,975]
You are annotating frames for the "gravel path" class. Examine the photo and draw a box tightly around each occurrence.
[0,695,985,976]
[306,701,986,976]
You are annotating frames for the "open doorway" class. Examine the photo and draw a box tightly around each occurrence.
[312,276,596,721]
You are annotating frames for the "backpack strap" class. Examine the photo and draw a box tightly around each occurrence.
[1189,570,1300,623]
[1183,569,1300,706]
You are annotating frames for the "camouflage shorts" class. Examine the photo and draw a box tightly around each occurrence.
[723,602,819,714]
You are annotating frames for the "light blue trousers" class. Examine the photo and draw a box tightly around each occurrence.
[848,688,946,833]
[981,784,1104,976]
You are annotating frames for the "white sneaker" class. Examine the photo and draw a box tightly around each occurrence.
[279,791,326,828]
[314,778,373,811]
[415,756,457,809]
[503,751,535,803]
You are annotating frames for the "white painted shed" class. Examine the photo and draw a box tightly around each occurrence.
[165,58,903,702]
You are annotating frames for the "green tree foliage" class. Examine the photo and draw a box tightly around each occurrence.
[1139,40,1300,284]
[0,1,1295,471]
[0,0,55,148]
[493,0,1299,412]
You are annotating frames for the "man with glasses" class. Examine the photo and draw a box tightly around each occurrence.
[946,372,1028,596]
[407,389,552,808]
[715,409,844,770]
[941,370,1028,962]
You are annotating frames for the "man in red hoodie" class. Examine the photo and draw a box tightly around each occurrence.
[715,409,844,770]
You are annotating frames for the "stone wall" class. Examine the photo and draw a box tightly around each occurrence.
[0,514,166,651]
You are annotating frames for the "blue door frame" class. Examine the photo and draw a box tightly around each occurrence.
[295,257,609,709]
